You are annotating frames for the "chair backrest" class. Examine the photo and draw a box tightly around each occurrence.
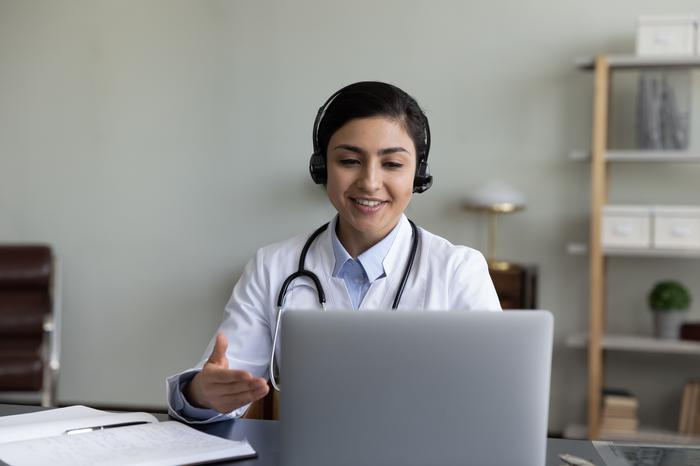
[0,245,53,391]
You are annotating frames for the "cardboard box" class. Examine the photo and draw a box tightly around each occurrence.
[636,15,697,56]
[653,205,700,250]
[602,205,652,249]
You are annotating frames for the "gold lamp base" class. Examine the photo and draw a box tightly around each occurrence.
[463,202,525,266]
[488,260,515,271]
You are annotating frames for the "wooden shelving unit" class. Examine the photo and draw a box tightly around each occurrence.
[564,423,700,444]
[576,55,700,70]
[603,247,700,259]
[566,333,700,355]
[579,55,700,439]
[569,150,700,162]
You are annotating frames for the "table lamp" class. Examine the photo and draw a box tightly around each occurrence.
[463,180,525,270]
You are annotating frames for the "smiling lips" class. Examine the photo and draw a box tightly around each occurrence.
[351,197,387,212]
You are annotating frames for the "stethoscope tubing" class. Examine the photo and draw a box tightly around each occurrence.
[269,220,420,391]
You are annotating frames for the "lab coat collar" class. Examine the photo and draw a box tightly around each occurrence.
[381,214,412,277]
[309,214,412,281]
[329,215,401,282]
[302,214,412,310]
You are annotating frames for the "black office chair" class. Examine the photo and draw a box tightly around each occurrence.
[0,245,61,406]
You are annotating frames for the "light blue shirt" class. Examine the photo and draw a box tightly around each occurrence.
[330,217,401,309]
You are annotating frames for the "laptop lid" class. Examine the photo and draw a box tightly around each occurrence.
[280,310,553,466]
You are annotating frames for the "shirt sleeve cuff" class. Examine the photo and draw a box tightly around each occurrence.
[166,369,246,424]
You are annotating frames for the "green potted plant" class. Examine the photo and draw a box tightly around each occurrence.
[648,280,692,340]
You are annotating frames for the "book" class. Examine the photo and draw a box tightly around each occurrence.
[0,405,256,466]
[602,395,639,419]
[679,381,693,433]
[600,416,639,433]
[602,394,638,409]
[602,387,633,398]
[691,382,700,435]
[600,389,639,422]
[684,381,698,435]
[602,405,637,419]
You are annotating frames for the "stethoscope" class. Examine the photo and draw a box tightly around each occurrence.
[269,219,421,391]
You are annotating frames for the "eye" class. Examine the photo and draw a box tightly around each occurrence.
[384,161,403,169]
[339,159,360,166]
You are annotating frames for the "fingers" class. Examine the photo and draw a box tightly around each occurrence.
[204,378,270,414]
[196,333,270,413]
[205,366,254,384]
[219,384,269,404]
[207,333,229,368]
[207,377,268,397]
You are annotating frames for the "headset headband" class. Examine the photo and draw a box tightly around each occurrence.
[312,84,431,165]
[310,82,433,193]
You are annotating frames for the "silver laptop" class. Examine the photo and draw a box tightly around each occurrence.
[280,310,553,466]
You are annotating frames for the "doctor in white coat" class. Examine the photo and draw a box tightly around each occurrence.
[166,81,501,423]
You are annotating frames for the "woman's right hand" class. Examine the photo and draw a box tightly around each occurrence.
[184,333,270,414]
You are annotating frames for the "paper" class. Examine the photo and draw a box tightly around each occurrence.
[594,441,700,466]
[0,421,256,466]
[0,405,103,427]
[0,406,158,444]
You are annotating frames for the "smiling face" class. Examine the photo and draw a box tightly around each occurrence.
[325,116,417,256]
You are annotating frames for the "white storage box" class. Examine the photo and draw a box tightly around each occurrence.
[653,206,700,250]
[636,15,697,56]
[602,205,652,249]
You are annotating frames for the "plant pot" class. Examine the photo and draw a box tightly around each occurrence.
[653,310,688,340]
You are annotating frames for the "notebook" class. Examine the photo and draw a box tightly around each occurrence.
[0,405,256,466]
[280,310,553,466]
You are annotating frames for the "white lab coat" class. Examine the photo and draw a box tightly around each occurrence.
[166,215,501,422]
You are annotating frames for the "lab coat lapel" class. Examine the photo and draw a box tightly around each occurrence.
[303,219,353,310]
[359,215,413,310]
[300,215,414,311]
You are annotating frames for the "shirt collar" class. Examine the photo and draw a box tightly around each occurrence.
[330,216,402,281]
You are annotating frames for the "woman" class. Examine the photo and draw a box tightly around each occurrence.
[167,81,501,423]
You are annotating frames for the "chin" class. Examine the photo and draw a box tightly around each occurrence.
[350,217,391,234]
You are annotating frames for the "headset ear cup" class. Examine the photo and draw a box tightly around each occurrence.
[413,160,432,193]
[309,152,327,185]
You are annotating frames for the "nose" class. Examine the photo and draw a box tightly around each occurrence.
[356,159,382,192]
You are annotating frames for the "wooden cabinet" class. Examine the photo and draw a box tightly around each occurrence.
[489,264,537,310]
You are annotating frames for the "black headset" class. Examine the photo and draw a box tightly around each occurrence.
[308,84,433,194]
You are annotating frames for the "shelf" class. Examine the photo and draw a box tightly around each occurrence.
[566,242,587,255]
[604,247,700,259]
[607,150,700,162]
[576,55,700,70]
[569,149,700,162]
[566,244,700,258]
[564,423,700,444]
[566,333,700,355]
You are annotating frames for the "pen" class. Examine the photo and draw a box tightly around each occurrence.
[559,453,596,466]
[64,421,149,435]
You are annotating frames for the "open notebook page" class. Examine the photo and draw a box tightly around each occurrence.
[0,421,256,466]
[0,406,158,444]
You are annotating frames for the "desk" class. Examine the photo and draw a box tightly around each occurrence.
[1,404,604,465]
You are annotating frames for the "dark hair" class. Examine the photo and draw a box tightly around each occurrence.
[315,81,429,162]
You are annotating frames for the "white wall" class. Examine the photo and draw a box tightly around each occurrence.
[2,0,700,433]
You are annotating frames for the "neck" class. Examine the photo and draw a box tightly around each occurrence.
[335,218,399,258]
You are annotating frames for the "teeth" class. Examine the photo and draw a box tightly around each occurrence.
[354,199,383,207]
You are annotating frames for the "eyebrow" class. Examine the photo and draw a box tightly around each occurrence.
[332,144,410,156]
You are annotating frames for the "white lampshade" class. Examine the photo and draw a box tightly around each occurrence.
[463,180,526,213]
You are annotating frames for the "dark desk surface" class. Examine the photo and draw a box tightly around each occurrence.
[0,404,605,465]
